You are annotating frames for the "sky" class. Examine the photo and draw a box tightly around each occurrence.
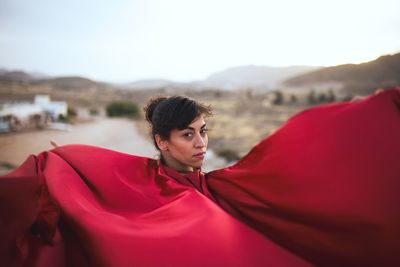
[1,0,399,83]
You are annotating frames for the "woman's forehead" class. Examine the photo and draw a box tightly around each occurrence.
[187,115,206,128]
[172,115,207,133]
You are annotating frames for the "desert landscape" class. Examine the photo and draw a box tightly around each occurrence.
[0,84,344,175]
[0,88,305,174]
[1,53,399,174]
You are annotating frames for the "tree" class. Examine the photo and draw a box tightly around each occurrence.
[272,90,284,105]
[307,90,316,105]
[289,94,298,104]
[327,89,336,102]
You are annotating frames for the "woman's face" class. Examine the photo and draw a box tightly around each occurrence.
[157,115,208,172]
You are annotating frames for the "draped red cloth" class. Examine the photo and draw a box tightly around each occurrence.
[207,88,400,266]
[1,147,310,267]
[1,88,400,266]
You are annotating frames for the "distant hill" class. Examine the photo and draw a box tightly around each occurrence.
[2,53,399,94]
[283,53,400,94]
[0,71,133,106]
[0,70,110,91]
[0,70,50,83]
[0,70,36,83]
[203,65,321,90]
[40,76,103,90]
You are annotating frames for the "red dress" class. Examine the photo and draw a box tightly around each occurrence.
[1,88,400,266]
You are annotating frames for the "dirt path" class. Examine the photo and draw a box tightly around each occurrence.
[0,118,157,172]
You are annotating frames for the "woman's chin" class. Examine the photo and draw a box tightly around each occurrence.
[191,161,204,169]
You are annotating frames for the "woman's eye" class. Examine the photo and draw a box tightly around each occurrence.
[200,129,208,135]
[183,132,193,138]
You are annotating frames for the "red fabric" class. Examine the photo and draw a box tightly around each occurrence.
[1,147,309,266]
[1,88,399,266]
[160,163,216,201]
[207,88,400,266]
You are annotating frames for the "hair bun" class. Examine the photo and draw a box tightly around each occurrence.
[144,96,167,124]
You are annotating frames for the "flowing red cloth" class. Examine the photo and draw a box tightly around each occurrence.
[207,88,400,266]
[159,163,215,201]
[1,88,399,266]
[0,148,310,266]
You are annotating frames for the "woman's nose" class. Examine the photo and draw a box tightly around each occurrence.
[194,134,206,148]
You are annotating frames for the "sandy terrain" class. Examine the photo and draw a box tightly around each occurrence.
[0,118,227,175]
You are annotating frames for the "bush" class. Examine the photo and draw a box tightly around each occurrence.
[272,90,284,105]
[58,106,77,122]
[106,101,141,118]
[89,108,99,116]
[67,106,77,117]
[215,149,241,162]
[307,90,316,105]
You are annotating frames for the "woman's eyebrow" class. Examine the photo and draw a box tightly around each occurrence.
[184,124,207,130]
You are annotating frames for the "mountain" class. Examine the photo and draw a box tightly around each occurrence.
[0,70,37,83]
[0,70,51,83]
[40,76,104,90]
[203,65,321,90]
[2,52,399,94]
[0,70,111,91]
[283,53,400,94]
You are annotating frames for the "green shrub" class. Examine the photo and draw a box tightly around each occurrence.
[215,149,241,162]
[58,106,77,122]
[67,106,77,117]
[272,90,284,105]
[0,161,15,170]
[89,108,99,115]
[106,101,141,118]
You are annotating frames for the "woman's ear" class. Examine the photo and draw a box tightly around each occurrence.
[155,134,168,151]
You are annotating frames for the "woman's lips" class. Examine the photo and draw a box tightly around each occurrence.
[193,152,205,159]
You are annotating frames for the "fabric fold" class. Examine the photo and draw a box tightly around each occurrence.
[1,145,311,266]
[207,88,400,266]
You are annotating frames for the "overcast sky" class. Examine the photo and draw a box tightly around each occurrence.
[1,0,399,82]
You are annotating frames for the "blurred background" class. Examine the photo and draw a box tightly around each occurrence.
[1,0,399,174]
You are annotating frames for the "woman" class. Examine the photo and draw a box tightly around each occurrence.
[147,96,210,172]
[1,89,400,266]
[142,96,215,199]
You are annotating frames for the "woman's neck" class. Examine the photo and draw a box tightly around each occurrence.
[160,153,194,172]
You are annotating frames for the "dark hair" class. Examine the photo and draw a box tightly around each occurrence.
[144,96,212,150]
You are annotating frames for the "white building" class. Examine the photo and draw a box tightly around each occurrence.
[0,95,68,132]
[34,95,68,121]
